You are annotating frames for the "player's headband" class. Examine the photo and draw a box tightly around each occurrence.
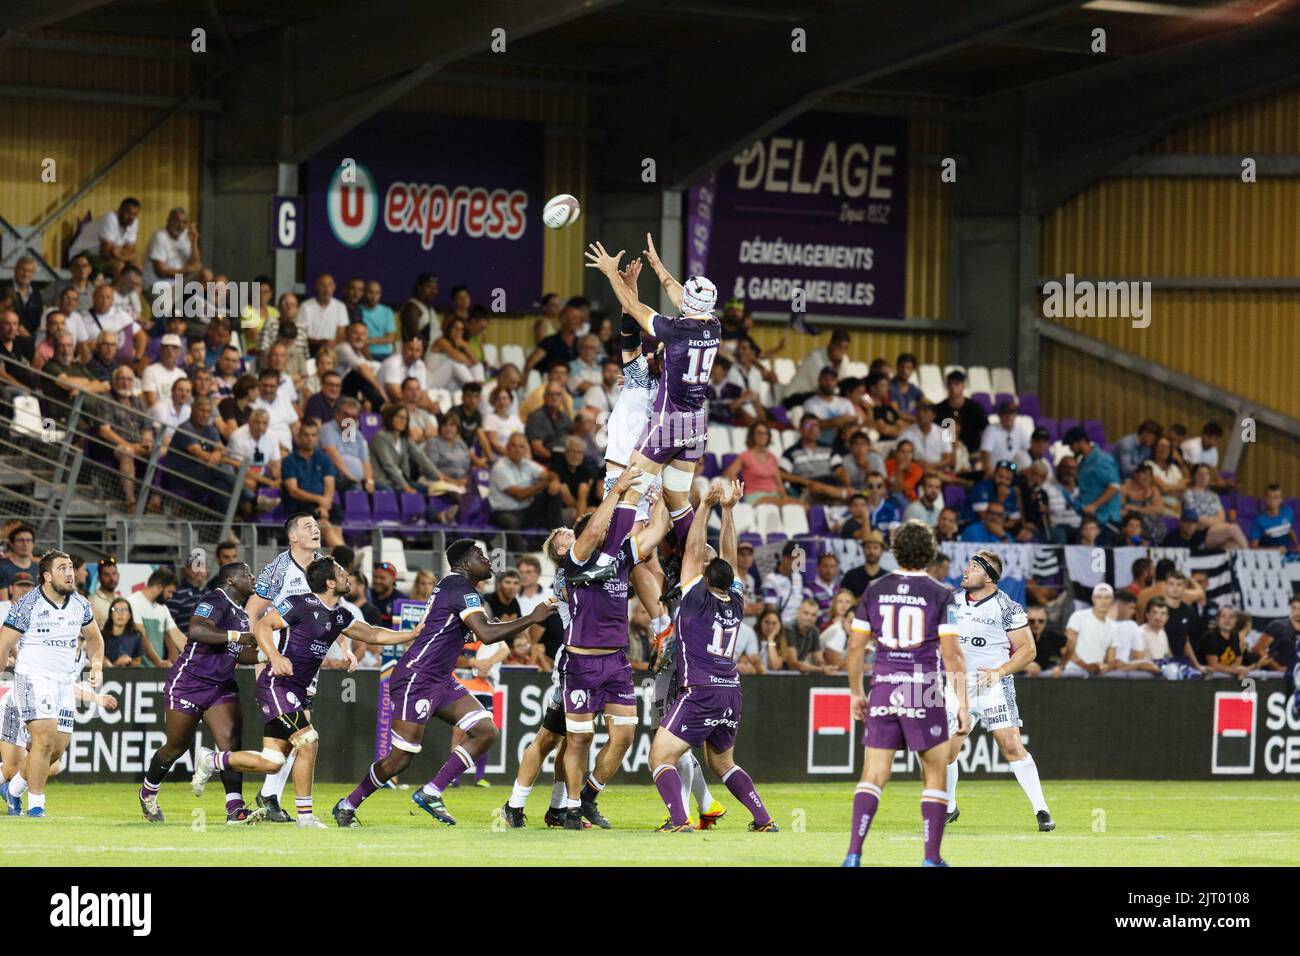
[972,554,1000,583]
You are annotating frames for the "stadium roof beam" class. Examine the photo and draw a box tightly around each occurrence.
[0,0,114,52]
[618,0,1084,190]
[1024,12,1300,211]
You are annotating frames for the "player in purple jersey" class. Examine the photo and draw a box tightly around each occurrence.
[193,558,411,828]
[138,562,261,824]
[534,468,671,830]
[580,234,721,584]
[649,479,776,833]
[332,540,557,828]
[842,520,969,867]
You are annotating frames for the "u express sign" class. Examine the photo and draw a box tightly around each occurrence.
[305,113,544,310]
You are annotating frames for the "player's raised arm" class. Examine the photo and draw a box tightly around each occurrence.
[244,591,272,627]
[681,479,723,585]
[253,607,291,676]
[465,596,558,646]
[632,485,672,558]
[718,479,743,571]
[585,241,656,334]
[571,466,641,564]
[619,259,646,364]
[79,617,106,688]
[643,233,683,311]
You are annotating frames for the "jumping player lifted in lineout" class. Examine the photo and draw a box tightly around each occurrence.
[581,234,720,586]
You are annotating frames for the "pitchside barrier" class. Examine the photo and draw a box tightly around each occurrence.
[19,671,1299,785]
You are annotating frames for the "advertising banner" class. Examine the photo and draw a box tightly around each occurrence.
[305,113,544,311]
[687,112,908,319]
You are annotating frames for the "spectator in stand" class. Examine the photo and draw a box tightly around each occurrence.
[213,345,242,398]
[1250,483,1298,552]
[96,366,154,511]
[69,198,141,277]
[888,352,924,416]
[216,374,256,442]
[1077,513,1104,546]
[817,589,858,669]
[979,398,1027,476]
[399,272,440,342]
[519,363,574,420]
[372,404,464,505]
[805,367,859,445]
[425,411,476,483]
[1105,590,1161,678]
[78,283,145,367]
[228,407,283,509]
[735,541,765,627]
[567,334,605,409]
[334,321,386,411]
[262,340,303,407]
[101,597,145,668]
[356,280,396,359]
[143,207,202,290]
[1121,463,1171,542]
[837,429,887,488]
[0,309,37,392]
[966,460,1023,527]
[1167,508,1207,550]
[1017,460,1053,541]
[782,598,833,670]
[162,395,238,510]
[488,433,563,551]
[445,284,473,326]
[380,335,431,405]
[1181,464,1249,549]
[885,439,924,505]
[1064,426,1121,530]
[525,302,581,375]
[840,530,888,598]
[1128,557,1154,598]
[448,381,489,457]
[525,381,574,464]
[551,434,603,525]
[706,355,745,426]
[762,541,806,626]
[1199,605,1253,679]
[961,500,1013,543]
[1261,595,1299,679]
[725,338,775,423]
[113,264,146,327]
[127,567,184,665]
[489,364,523,417]
[318,398,374,494]
[427,314,484,389]
[1160,571,1208,673]
[238,275,274,354]
[301,274,348,355]
[482,384,524,458]
[864,370,905,442]
[280,420,344,547]
[897,400,953,474]
[304,369,343,427]
[515,556,552,616]
[1023,605,1067,676]
[338,276,363,325]
[804,552,841,627]
[395,376,438,444]
[1041,454,1082,542]
[141,333,186,407]
[0,525,37,597]
[257,293,306,357]
[1019,426,1054,474]
[251,368,298,453]
[839,493,871,539]
[367,562,407,628]
[935,507,960,543]
[933,369,988,460]
[150,374,192,444]
[166,558,210,635]
[582,358,623,421]
[904,472,945,527]
[858,473,902,537]
[1181,419,1224,470]
[61,255,99,317]
[721,421,793,506]
[782,417,852,505]
[32,311,69,370]
[1146,435,1186,512]
[784,329,850,406]
[6,256,43,334]
[1114,419,1160,480]
[1056,584,1118,677]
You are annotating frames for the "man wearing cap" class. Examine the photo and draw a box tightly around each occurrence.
[784,329,852,407]
[1057,584,1119,677]
[1168,508,1208,550]
[90,557,122,627]
[979,398,1028,476]
[367,562,407,629]
[1065,426,1122,529]
[840,531,888,599]
[141,333,187,407]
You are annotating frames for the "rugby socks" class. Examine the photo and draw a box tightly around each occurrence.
[675,752,694,813]
[344,763,386,811]
[1009,755,1049,813]
[10,772,28,797]
[27,792,45,811]
[580,773,605,805]
[946,763,959,813]
[920,789,949,864]
[598,503,639,560]
[295,796,312,821]
[225,792,244,815]
[669,506,694,550]
[652,764,689,827]
[210,750,232,771]
[474,751,488,782]
[721,766,771,826]
[261,750,296,799]
[549,781,567,810]
[221,770,244,812]
[424,746,474,797]
[139,778,160,803]
[143,752,176,794]
[847,782,881,857]
[508,782,532,810]
[688,754,716,812]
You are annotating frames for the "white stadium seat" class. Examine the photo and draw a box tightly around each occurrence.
[524,369,541,394]
[944,364,966,382]
[500,344,526,369]
[843,361,868,379]
[12,395,63,443]
[732,503,757,534]
[966,365,993,396]
[781,504,810,536]
[755,504,782,537]
[707,428,732,455]
[428,387,453,411]
[991,366,1017,396]
[773,358,796,384]
[728,425,750,453]
[482,343,500,367]
[918,363,946,403]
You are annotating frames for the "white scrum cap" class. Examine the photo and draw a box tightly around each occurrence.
[680,276,718,317]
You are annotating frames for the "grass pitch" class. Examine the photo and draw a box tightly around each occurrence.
[2,780,1295,866]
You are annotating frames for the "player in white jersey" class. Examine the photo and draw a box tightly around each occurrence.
[943,549,1054,832]
[244,514,356,821]
[0,550,105,817]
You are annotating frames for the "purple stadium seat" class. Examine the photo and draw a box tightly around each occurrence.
[400,492,426,525]
[797,538,823,566]
[343,489,371,529]
[808,506,827,536]
[995,393,1015,410]
[721,453,738,474]
[359,412,382,443]
[372,489,401,526]
[739,531,764,548]
[1084,419,1107,446]
[943,484,966,511]
[257,496,285,525]
[1236,496,1259,520]
[1058,417,1080,439]
[1017,393,1042,421]
[702,453,720,478]
[1037,418,1059,443]
[767,407,790,427]
[971,392,994,415]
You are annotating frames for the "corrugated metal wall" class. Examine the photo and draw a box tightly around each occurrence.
[906,117,950,322]
[395,67,592,301]
[1040,86,1300,488]
[0,31,200,267]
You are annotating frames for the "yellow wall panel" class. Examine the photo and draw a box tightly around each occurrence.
[1148,87,1300,155]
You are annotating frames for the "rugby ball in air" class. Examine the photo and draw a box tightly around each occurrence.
[543,194,581,229]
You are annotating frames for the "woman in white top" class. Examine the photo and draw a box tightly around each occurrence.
[425,314,485,389]
[1146,435,1186,511]
[481,385,524,457]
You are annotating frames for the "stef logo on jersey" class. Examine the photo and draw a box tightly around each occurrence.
[807,687,855,774]
[1211,692,1256,775]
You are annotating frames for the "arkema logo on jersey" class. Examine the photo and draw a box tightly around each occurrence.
[49,886,151,936]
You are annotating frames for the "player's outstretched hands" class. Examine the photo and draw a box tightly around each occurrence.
[619,257,642,291]
[584,241,624,276]
[704,478,725,505]
[643,233,665,274]
[270,651,293,678]
[721,480,743,509]
[613,466,641,495]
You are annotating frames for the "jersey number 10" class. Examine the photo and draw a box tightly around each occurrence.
[876,605,925,649]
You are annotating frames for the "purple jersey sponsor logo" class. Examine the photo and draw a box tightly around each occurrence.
[562,544,634,650]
